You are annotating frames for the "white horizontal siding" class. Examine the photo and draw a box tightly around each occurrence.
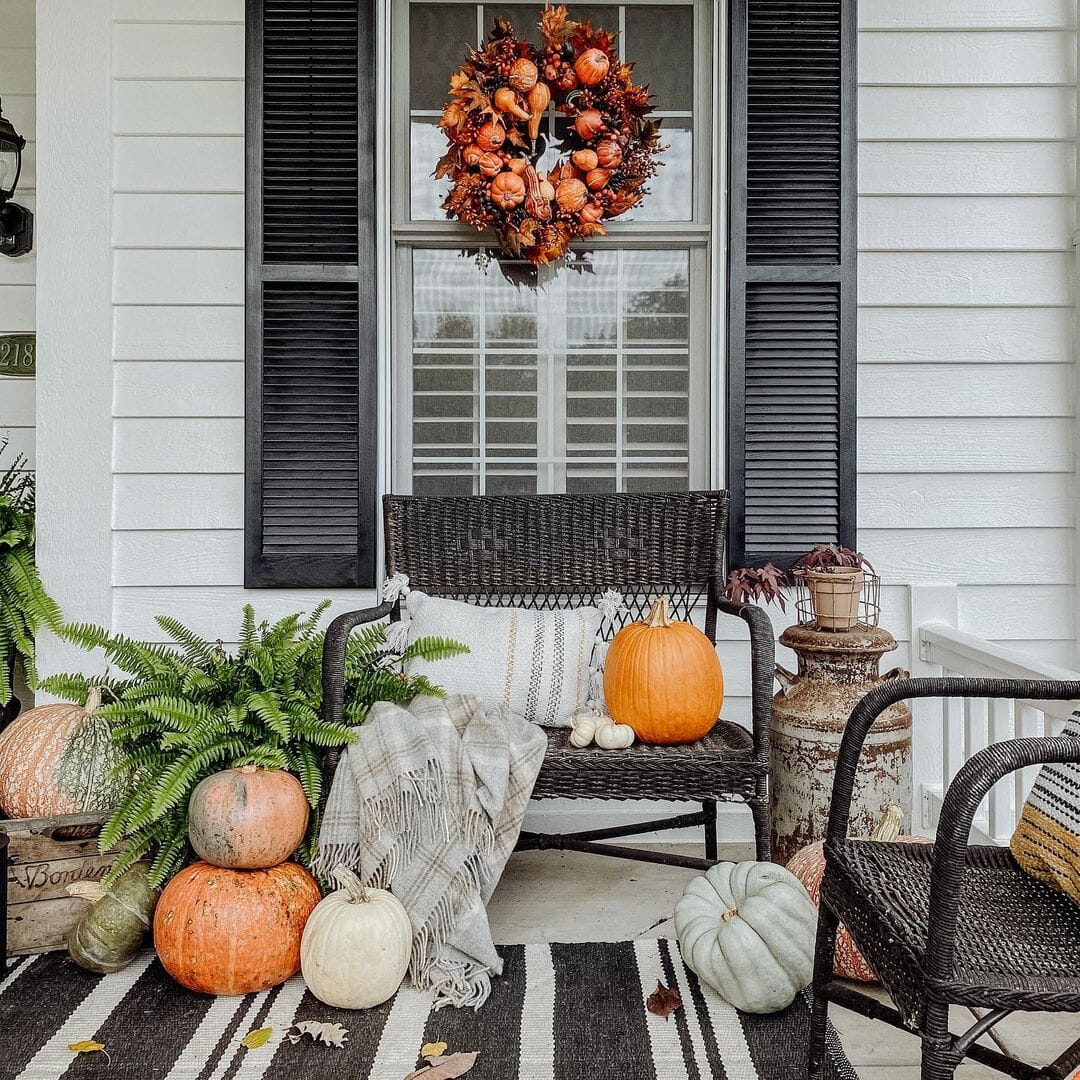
[0,0,35,460]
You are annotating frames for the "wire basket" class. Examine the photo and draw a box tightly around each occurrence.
[793,567,881,631]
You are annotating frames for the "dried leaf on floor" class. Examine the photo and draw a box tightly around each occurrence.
[68,1040,107,1056]
[403,1050,479,1079]
[421,1041,448,1059]
[646,981,683,1020]
[287,1021,350,1048]
[241,1027,273,1050]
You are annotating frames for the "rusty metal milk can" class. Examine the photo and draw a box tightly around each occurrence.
[770,624,912,865]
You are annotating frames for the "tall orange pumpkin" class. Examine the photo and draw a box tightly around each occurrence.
[603,595,724,745]
[187,765,309,869]
[153,861,320,995]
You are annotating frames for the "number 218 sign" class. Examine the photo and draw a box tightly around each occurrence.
[0,334,35,377]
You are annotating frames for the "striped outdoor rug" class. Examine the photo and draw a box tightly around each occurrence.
[2,939,857,1079]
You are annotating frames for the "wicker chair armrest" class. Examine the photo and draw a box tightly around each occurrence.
[923,733,1080,981]
[716,598,775,759]
[320,602,396,727]
[825,676,1080,847]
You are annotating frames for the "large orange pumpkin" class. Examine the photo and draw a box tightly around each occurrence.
[188,765,309,869]
[603,595,724,745]
[788,806,931,981]
[0,688,129,820]
[153,861,320,995]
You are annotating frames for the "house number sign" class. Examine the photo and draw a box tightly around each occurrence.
[0,334,35,377]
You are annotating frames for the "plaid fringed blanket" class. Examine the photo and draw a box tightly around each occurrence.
[312,693,547,1010]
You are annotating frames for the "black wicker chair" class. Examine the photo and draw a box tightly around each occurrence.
[808,677,1080,1080]
[321,491,775,868]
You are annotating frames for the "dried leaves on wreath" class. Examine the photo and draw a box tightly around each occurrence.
[646,981,683,1020]
[404,1050,479,1079]
[287,1021,350,1048]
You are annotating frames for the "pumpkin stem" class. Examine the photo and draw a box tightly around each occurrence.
[331,864,370,904]
[870,804,904,842]
[644,595,675,628]
[720,905,739,923]
[238,764,259,774]
[84,686,103,714]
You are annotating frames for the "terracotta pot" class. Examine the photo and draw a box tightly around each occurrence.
[796,567,863,630]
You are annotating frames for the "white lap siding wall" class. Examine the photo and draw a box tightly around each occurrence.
[31,0,1080,834]
[0,0,35,464]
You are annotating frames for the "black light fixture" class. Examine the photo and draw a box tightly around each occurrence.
[0,98,32,258]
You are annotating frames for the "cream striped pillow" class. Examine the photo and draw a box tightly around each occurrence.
[1010,715,1080,904]
[402,592,603,728]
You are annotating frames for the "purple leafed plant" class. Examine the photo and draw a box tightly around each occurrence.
[724,563,790,612]
[794,544,875,575]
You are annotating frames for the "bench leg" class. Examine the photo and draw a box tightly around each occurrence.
[702,800,717,862]
[750,794,770,862]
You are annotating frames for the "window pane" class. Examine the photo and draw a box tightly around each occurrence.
[410,4,477,110]
[408,248,693,494]
[624,5,694,112]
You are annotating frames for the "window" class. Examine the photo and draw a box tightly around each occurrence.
[391,0,714,497]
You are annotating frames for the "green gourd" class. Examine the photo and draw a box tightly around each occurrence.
[67,862,160,974]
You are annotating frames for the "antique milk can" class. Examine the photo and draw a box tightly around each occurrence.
[770,624,912,865]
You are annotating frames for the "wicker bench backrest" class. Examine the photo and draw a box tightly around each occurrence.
[383,491,728,637]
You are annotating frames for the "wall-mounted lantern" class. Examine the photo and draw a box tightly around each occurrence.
[0,99,33,258]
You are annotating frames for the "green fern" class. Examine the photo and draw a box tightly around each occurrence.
[0,442,62,708]
[44,604,467,888]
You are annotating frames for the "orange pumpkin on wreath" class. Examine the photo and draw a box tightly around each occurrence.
[436,4,664,265]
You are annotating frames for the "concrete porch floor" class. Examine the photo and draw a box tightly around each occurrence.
[487,844,1078,1079]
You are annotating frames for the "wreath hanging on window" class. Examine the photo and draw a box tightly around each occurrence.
[436,4,664,266]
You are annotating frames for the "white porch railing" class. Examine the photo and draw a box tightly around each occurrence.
[917,623,1080,843]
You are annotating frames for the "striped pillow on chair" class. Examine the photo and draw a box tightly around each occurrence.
[1010,716,1080,904]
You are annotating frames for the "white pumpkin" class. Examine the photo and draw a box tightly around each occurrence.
[300,865,412,1009]
[593,717,635,749]
[673,860,817,1014]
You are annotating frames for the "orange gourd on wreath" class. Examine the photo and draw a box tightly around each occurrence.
[187,765,310,870]
[787,805,931,981]
[154,860,320,995]
[603,595,724,745]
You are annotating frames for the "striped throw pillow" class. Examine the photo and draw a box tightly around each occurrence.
[403,592,603,728]
[1010,715,1080,904]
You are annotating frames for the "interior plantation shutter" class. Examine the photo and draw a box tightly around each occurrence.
[727,0,857,570]
[245,0,377,588]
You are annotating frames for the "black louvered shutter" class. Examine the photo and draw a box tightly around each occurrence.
[245,0,377,587]
[727,0,856,570]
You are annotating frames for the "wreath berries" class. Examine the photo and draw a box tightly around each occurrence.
[436,4,664,265]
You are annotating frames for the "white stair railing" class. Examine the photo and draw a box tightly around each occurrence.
[918,623,1080,843]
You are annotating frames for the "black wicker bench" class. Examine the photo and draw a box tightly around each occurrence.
[808,676,1080,1080]
[321,491,774,868]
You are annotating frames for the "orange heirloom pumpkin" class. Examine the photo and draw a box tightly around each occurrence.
[490,171,527,210]
[575,48,610,86]
[188,765,310,869]
[603,595,724,745]
[555,177,588,213]
[596,140,623,169]
[574,109,606,140]
[476,120,506,151]
[154,861,320,996]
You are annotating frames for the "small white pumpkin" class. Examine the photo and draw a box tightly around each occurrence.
[569,711,602,748]
[300,865,412,1009]
[673,860,817,1014]
[593,717,635,749]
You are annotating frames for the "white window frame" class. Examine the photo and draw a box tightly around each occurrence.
[379,0,725,498]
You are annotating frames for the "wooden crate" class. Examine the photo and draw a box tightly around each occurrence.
[2,810,124,957]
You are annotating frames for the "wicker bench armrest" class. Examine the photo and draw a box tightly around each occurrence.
[825,676,1080,847]
[716,598,775,759]
[320,602,396,727]
[923,733,1080,982]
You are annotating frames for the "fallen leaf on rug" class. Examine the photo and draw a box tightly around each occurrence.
[68,1040,107,1055]
[287,1021,350,1048]
[404,1050,479,1079]
[241,1027,273,1050]
[646,981,683,1020]
[421,1041,448,1059]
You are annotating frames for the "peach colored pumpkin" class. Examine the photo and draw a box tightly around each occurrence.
[154,861,320,996]
[574,48,610,86]
[187,765,310,869]
[0,688,128,820]
[603,595,724,745]
[787,806,931,981]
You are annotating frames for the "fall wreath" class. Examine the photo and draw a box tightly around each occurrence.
[436,4,664,265]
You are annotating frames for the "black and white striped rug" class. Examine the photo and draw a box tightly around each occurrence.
[2,940,857,1079]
